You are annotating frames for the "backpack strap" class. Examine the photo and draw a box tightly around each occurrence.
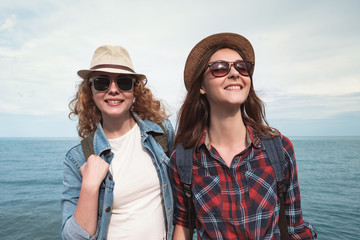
[261,135,289,240]
[81,132,95,161]
[150,123,169,157]
[175,144,195,239]
[261,136,285,181]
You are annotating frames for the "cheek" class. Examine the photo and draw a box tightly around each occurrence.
[202,77,223,97]
[124,91,135,100]
[90,87,97,101]
[91,92,103,108]
[246,79,252,92]
[200,82,210,95]
[201,75,214,94]
[123,92,135,107]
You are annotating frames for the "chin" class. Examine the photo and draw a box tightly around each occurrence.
[226,98,246,105]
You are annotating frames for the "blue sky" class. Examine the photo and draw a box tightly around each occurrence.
[0,0,359,138]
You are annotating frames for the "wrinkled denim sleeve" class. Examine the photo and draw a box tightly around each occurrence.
[61,146,99,240]
[63,216,98,240]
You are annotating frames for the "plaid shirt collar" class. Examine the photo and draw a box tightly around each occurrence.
[197,125,263,152]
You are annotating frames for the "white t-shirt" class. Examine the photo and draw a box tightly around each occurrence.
[107,124,166,240]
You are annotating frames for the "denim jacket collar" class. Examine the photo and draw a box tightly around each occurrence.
[131,111,165,139]
[92,123,112,159]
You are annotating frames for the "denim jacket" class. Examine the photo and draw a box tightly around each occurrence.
[61,114,174,240]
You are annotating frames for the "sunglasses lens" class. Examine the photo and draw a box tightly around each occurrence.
[93,77,111,91]
[245,62,254,76]
[116,77,134,91]
[210,61,230,77]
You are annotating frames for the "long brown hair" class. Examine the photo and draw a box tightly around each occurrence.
[68,77,168,138]
[175,45,278,148]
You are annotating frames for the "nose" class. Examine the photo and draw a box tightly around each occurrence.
[108,79,119,94]
[228,64,240,79]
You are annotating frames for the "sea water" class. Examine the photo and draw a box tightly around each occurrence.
[0,136,359,239]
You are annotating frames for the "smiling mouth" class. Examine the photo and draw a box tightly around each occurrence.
[225,85,242,90]
[105,100,124,104]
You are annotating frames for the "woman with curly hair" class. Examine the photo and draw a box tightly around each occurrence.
[61,45,174,240]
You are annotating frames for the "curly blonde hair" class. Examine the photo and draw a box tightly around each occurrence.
[68,78,168,138]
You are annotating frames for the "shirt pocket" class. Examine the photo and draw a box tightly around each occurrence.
[245,165,277,213]
[192,175,223,219]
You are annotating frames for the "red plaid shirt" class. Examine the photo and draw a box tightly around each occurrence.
[169,126,317,239]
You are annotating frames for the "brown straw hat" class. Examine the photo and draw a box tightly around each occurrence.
[77,45,146,81]
[184,32,255,90]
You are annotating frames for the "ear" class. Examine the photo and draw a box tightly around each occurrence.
[200,85,206,95]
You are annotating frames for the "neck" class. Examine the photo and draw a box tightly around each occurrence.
[101,111,136,139]
[208,105,247,147]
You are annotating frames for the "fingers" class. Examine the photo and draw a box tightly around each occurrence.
[80,154,110,189]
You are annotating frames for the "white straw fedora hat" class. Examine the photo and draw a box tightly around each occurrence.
[77,45,146,82]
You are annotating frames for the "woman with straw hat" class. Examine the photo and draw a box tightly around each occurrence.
[169,33,317,239]
[61,45,174,240]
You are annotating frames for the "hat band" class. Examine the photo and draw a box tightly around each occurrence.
[91,64,135,73]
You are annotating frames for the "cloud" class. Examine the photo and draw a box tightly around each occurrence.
[0,0,359,137]
[0,14,16,32]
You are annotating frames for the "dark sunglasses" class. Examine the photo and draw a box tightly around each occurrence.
[90,75,135,92]
[208,60,254,77]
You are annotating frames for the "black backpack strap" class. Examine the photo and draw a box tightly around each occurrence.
[261,135,289,240]
[150,123,169,157]
[262,136,285,181]
[81,132,95,161]
[175,144,195,239]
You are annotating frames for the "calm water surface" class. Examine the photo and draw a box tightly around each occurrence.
[0,136,359,239]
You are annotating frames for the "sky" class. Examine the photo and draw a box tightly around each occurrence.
[0,0,359,138]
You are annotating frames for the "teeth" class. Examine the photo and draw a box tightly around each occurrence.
[107,100,123,103]
[226,86,242,90]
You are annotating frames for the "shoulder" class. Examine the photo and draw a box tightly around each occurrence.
[144,118,175,136]
[161,118,172,127]
[161,118,174,133]
[279,134,294,151]
[64,143,86,169]
[278,133,296,163]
